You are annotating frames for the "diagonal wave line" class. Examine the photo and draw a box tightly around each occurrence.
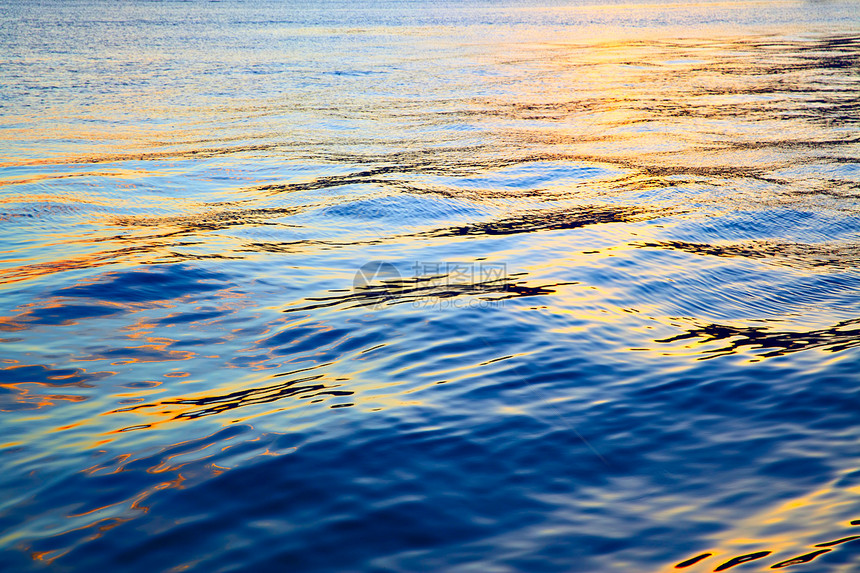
[476,334,610,467]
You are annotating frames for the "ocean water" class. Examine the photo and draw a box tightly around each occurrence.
[1,0,859,571]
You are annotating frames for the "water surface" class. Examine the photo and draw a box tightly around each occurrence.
[1,1,860,571]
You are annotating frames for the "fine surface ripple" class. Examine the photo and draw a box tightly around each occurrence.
[1,1,859,571]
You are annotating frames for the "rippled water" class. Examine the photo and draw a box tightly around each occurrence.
[2,1,860,571]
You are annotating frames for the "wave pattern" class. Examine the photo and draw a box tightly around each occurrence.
[1,1,859,572]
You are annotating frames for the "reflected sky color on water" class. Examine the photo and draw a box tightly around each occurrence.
[1,0,860,571]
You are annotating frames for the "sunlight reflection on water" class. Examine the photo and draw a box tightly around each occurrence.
[1,0,860,571]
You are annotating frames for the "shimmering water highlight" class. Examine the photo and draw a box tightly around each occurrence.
[1,1,859,571]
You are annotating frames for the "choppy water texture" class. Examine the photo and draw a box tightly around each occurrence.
[2,1,860,571]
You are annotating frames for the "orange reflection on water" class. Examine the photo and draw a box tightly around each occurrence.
[0,361,111,412]
[1,251,150,287]
[661,471,860,572]
[0,384,88,412]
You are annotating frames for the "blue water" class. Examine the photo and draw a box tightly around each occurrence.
[1,1,860,571]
